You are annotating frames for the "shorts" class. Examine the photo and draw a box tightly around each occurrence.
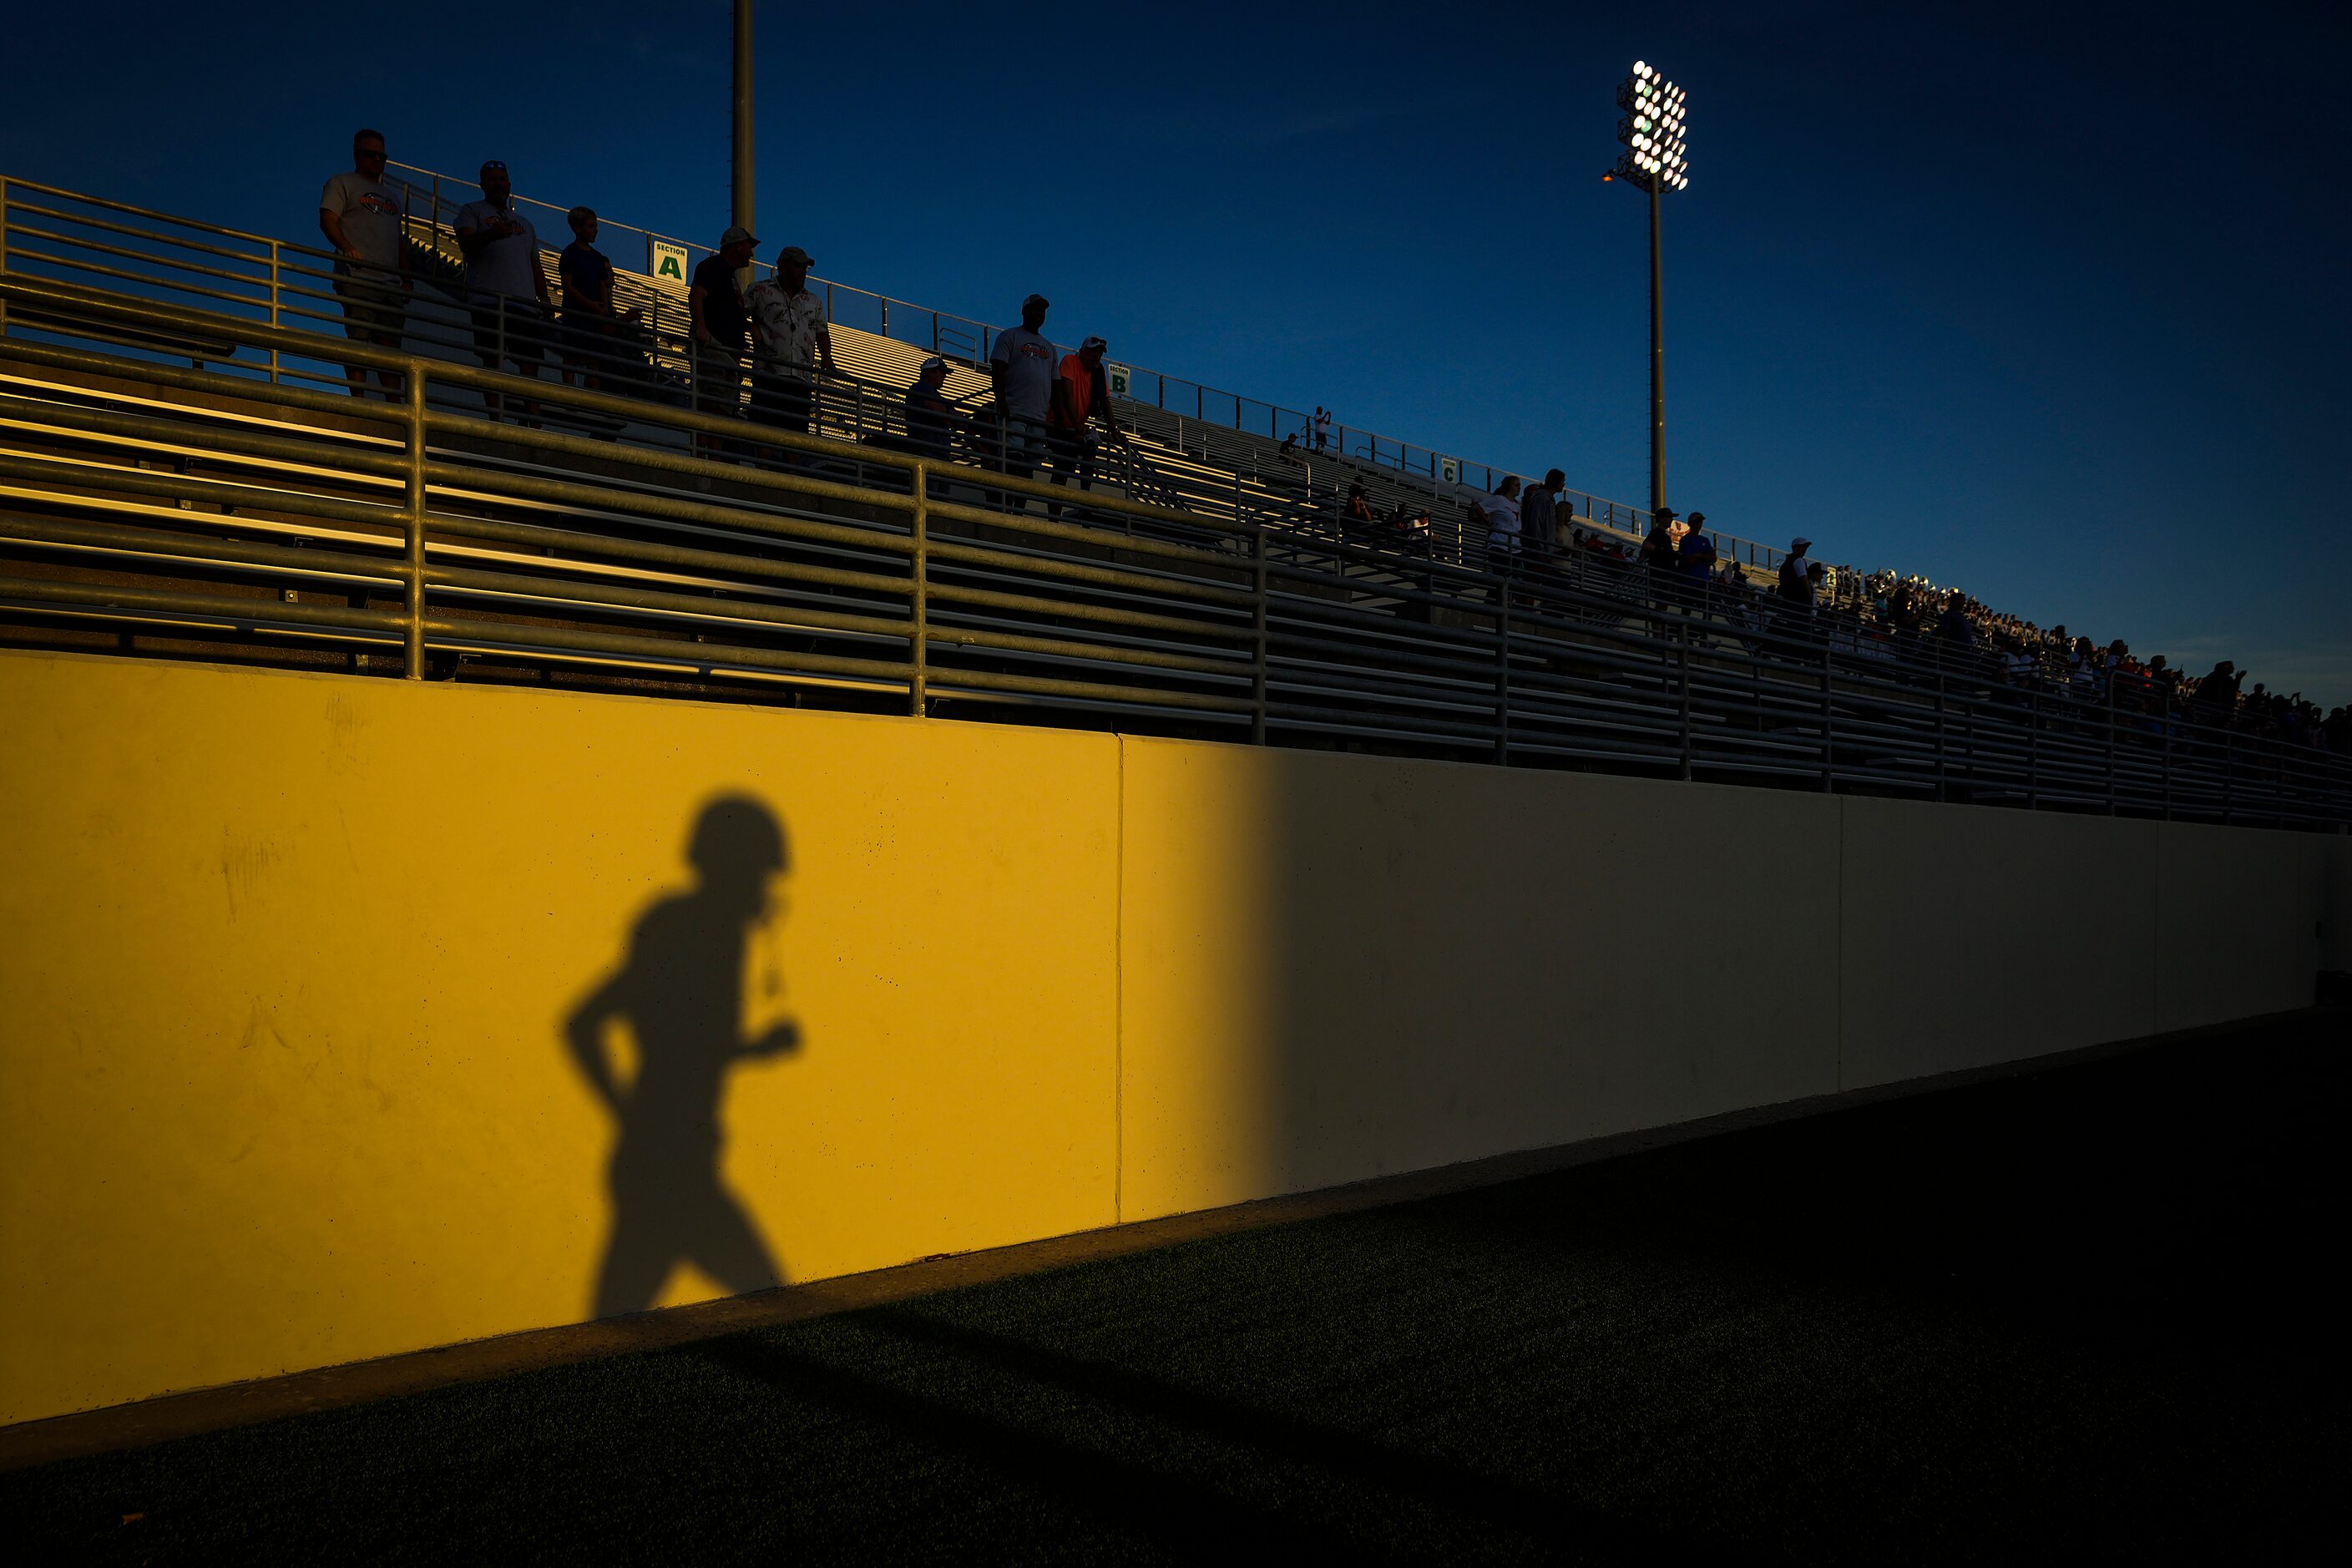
[748,371,816,434]
[995,412,1049,474]
[333,269,406,344]
[468,295,549,367]
[691,341,746,417]
[1043,422,1097,486]
[558,309,619,368]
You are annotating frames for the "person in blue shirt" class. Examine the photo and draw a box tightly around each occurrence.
[557,206,631,392]
[1680,511,1719,580]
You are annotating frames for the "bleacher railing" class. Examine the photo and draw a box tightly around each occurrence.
[380,162,1722,559]
[2,178,2345,829]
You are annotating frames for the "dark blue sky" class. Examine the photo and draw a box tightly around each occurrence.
[7,1,2345,701]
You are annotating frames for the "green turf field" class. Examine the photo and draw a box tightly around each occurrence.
[6,1008,2340,1562]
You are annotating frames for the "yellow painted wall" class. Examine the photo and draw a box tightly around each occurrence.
[0,652,1118,1426]
[0,650,2332,1426]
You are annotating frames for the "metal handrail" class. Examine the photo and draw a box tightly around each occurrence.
[0,171,1788,573]
[3,271,2346,826]
[372,161,1696,545]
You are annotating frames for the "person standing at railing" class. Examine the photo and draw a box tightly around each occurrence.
[1313,405,1333,454]
[987,294,1056,502]
[1521,471,1565,562]
[453,161,552,422]
[1777,538,1815,604]
[2193,660,2243,724]
[688,226,758,456]
[745,243,833,449]
[1471,476,1524,599]
[1044,335,1125,521]
[1640,508,1687,610]
[557,207,636,394]
[1679,513,1719,592]
[316,129,409,401]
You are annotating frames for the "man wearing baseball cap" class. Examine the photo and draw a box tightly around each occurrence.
[986,294,1055,497]
[688,225,758,443]
[1778,537,1816,609]
[1044,333,1125,519]
[746,242,833,444]
[903,355,971,463]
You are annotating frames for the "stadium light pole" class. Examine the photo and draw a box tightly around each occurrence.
[1604,62,1689,516]
[732,0,754,284]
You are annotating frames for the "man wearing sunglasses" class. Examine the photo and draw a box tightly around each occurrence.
[317,129,409,400]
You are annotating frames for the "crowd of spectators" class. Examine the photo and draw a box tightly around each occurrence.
[317,131,1129,501]
[316,132,2347,755]
[1840,573,2351,752]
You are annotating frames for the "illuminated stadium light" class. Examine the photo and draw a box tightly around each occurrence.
[1606,59,1695,515]
[1615,63,1691,194]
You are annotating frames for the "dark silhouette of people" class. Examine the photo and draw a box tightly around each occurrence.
[567,796,801,1316]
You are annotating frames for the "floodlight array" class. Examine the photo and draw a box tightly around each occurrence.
[1614,59,1690,191]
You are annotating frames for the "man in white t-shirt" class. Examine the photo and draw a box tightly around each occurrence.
[987,293,1057,493]
[1474,476,1525,591]
[316,129,408,400]
[453,160,551,418]
[745,243,833,441]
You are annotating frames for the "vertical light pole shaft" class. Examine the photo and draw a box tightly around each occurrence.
[732,0,754,280]
[1648,175,1666,515]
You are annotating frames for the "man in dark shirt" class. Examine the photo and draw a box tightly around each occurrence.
[1521,470,1565,559]
[689,225,756,444]
[903,355,970,462]
[2195,660,2243,720]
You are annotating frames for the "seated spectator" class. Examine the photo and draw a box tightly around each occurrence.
[1935,593,1976,647]
[1277,432,1299,463]
[1344,482,1377,533]
[903,356,970,461]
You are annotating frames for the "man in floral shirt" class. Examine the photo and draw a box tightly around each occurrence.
[746,243,832,439]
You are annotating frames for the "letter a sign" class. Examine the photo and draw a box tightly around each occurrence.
[649,240,689,283]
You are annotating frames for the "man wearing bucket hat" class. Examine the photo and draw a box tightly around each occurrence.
[746,242,833,442]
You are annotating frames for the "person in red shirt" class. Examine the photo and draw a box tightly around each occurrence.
[1044,335,1125,519]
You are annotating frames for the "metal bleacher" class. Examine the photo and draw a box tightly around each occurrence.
[2,169,2346,828]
